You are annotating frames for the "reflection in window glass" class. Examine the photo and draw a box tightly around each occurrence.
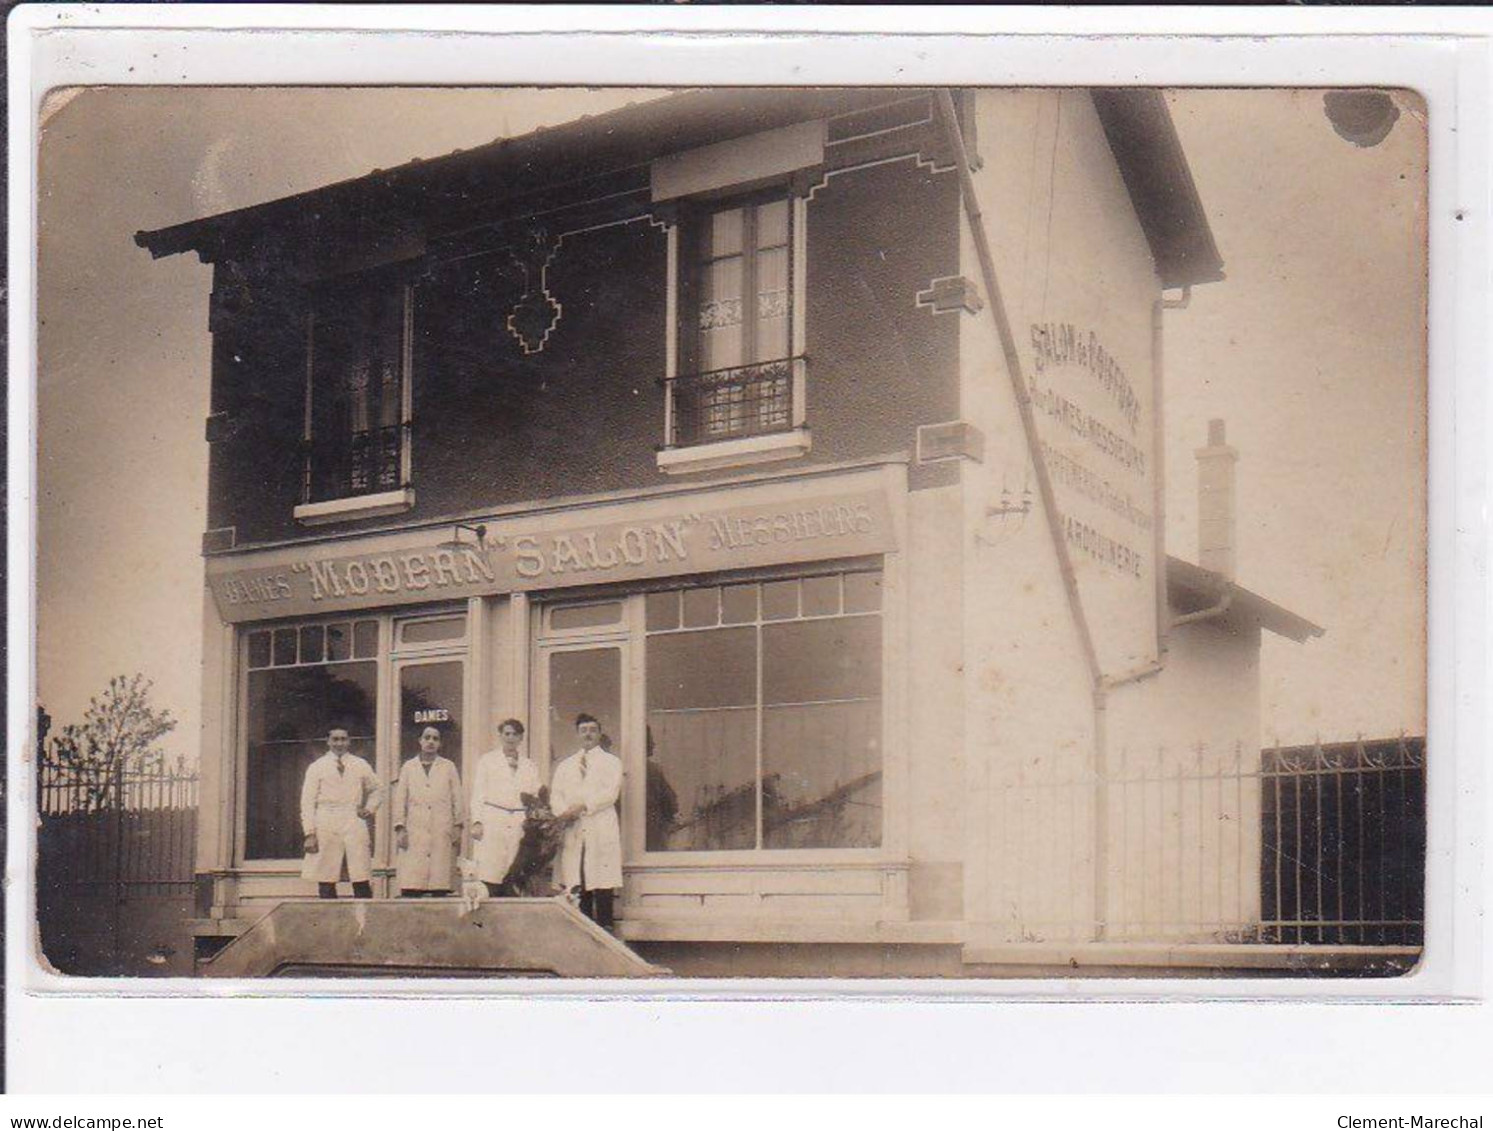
[549,603,623,632]
[299,625,325,666]
[399,616,467,645]
[645,570,882,853]
[763,701,881,849]
[646,629,757,852]
[245,662,377,860]
[326,622,351,661]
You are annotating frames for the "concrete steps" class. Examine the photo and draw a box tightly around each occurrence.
[200,897,665,978]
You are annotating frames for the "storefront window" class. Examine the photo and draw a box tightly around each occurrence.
[645,569,883,852]
[243,618,379,860]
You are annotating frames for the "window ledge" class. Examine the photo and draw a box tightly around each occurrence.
[657,428,811,475]
[294,487,415,526]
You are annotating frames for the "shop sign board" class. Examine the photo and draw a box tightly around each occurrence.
[208,489,895,623]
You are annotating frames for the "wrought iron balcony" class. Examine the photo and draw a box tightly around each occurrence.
[665,358,799,448]
[303,421,409,504]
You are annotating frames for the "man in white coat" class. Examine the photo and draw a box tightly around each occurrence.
[550,713,623,929]
[392,725,464,896]
[300,726,383,898]
[469,718,542,896]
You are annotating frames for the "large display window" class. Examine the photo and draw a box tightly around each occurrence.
[642,568,883,853]
[238,608,468,865]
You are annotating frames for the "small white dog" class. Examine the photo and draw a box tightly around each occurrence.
[456,857,486,913]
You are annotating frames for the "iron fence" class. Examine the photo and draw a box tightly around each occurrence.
[35,757,200,975]
[1260,737,1425,945]
[984,737,1425,948]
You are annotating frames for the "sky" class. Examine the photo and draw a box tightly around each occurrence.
[33,86,1426,760]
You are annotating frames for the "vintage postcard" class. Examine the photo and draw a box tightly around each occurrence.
[31,79,1428,985]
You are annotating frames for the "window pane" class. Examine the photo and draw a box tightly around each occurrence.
[682,587,720,629]
[800,574,841,618]
[399,660,464,780]
[647,628,756,711]
[309,283,405,504]
[699,256,744,372]
[272,628,298,667]
[298,625,325,665]
[843,571,883,613]
[706,207,744,258]
[646,591,680,632]
[763,617,882,704]
[549,603,622,632]
[756,200,789,249]
[244,662,377,860]
[647,627,758,853]
[754,244,790,362]
[326,622,351,661]
[548,648,623,767]
[721,583,758,625]
[399,616,467,645]
[761,579,798,621]
[763,699,882,849]
[353,620,379,658]
[247,631,272,670]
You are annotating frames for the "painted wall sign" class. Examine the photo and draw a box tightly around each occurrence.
[208,489,896,623]
[1025,316,1157,675]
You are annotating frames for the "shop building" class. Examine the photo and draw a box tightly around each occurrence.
[137,87,1325,976]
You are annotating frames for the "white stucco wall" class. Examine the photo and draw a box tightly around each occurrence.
[957,89,1171,948]
[1102,617,1264,938]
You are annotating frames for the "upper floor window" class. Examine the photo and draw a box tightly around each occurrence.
[296,277,414,523]
[659,192,811,473]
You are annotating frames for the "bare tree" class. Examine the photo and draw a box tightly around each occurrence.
[43,675,178,809]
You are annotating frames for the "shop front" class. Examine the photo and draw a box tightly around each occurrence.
[194,461,918,944]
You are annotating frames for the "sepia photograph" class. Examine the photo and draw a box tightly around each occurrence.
[31,80,1428,983]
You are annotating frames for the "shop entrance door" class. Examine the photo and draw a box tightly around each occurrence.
[386,657,466,886]
[535,642,627,780]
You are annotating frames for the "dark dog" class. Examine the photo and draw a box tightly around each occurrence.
[497,786,568,897]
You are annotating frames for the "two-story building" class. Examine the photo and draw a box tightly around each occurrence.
[136,87,1325,977]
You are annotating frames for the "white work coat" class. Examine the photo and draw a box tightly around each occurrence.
[300,751,383,884]
[469,749,542,885]
[392,755,464,893]
[550,747,623,891]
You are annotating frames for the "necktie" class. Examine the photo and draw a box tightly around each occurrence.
[580,755,588,780]
[336,757,345,777]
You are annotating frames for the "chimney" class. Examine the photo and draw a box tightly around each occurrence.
[1196,418,1238,579]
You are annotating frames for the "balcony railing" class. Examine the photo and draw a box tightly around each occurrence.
[303,421,408,504]
[665,358,798,448]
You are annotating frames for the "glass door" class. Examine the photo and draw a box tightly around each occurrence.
[386,657,465,883]
[541,645,624,772]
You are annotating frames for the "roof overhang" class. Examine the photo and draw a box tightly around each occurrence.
[137,86,1224,287]
[1090,88,1226,289]
[1167,555,1324,643]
